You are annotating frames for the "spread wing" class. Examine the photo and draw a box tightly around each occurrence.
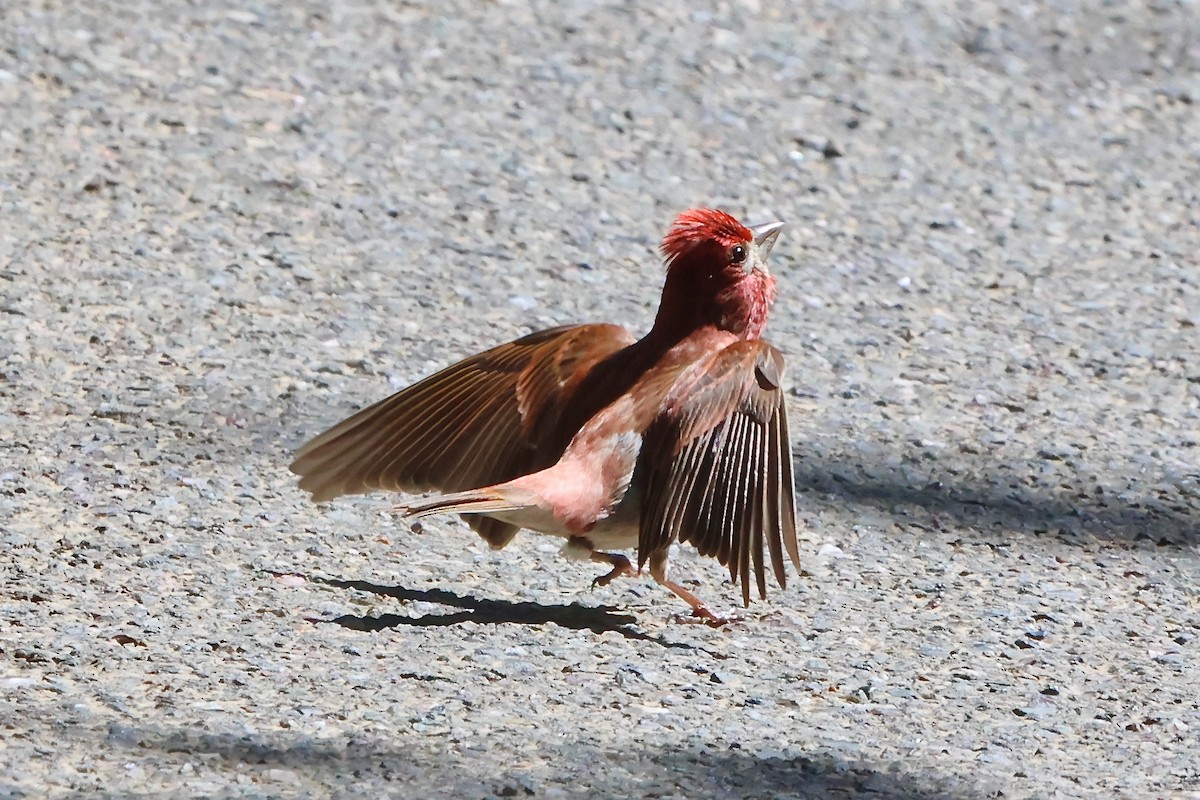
[636,340,799,606]
[290,324,635,508]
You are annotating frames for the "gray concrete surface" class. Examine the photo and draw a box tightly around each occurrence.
[2,0,1198,797]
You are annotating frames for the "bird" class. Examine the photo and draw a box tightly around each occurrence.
[289,208,799,623]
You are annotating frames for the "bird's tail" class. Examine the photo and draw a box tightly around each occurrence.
[393,485,536,520]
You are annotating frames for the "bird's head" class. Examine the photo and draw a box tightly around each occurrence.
[655,208,784,340]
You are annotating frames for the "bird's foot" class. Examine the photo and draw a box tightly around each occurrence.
[646,553,739,627]
[590,552,638,589]
[670,605,742,627]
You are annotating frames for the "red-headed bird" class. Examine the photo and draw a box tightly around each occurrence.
[290,208,799,623]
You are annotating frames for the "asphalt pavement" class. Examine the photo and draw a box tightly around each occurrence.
[1,1,1198,797]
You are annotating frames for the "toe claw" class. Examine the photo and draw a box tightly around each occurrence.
[589,552,636,589]
[670,606,737,627]
[667,609,739,628]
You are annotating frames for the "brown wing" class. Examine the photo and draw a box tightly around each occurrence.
[636,340,799,606]
[290,324,636,510]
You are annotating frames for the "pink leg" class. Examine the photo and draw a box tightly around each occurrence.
[589,550,638,588]
[647,551,738,627]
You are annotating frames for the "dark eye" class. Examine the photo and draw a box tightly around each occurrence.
[730,244,747,263]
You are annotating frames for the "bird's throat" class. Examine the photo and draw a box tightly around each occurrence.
[651,268,776,342]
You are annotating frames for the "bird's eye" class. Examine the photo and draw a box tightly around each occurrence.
[730,244,747,264]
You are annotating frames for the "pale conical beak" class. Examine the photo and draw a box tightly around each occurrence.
[749,220,785,261]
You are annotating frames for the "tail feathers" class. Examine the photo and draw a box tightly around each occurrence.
[394,486,536,520]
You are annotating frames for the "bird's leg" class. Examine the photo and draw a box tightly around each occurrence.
[564,536,638,589]
[647,551,735,627]
[590,551,638,588]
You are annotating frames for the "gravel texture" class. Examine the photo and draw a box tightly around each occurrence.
[2,0,1199,797]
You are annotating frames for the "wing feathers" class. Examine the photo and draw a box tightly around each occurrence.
[636,340,800,605]
[291,324,635,503]
[776,397,801,571]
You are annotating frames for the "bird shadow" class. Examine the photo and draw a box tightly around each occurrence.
[101,723,975,799]
[306,575,705,652]
[794,450,1199,548]
[651,746,974,800]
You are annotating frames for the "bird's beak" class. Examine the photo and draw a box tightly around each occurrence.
[749,220,785,262]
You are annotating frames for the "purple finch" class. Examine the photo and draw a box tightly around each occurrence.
[291,208,799,622]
